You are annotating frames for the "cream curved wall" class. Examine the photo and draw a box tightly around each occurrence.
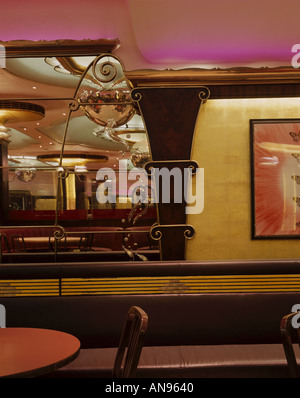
[187,97,300,260]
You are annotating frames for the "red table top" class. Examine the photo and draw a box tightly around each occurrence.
[0,327,80,378]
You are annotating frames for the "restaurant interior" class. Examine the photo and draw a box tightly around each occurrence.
[1,0,300,379]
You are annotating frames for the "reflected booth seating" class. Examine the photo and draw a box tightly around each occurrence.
[0,226,125,253]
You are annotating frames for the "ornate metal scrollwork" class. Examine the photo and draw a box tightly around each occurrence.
[53,225,66,240]
[68,99,80,112]
[150,224,195,241]
[198,86,210,102]
[130,89,143,103]
[183,225,196,240]
[92,56,119,84]
[186,160,199,176]
[57,166,69,180]
[150,224,162,241]
[144,160,199,176]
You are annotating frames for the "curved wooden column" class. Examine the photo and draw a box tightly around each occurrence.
[0,137,9,226]
[131,86,209,260]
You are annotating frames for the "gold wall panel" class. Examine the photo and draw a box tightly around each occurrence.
[187,98,300,260]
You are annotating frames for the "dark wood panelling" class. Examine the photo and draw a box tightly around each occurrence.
[132,87,203,160]
[0,140,9,225]
[132,87,208,260]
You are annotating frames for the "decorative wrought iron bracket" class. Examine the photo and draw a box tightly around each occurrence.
[150,224,195,241]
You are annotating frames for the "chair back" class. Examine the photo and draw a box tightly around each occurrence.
[280,311,300,377]
[10,233,26,252]
[112,306,148,378]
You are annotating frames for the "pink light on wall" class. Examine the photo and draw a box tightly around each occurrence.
[128,0,300,65]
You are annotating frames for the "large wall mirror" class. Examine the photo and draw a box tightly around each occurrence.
[0,40,158,261]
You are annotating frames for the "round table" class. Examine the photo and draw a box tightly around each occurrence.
[0,328,80,377]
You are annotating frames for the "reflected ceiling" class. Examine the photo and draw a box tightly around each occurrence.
[0,55,147,171]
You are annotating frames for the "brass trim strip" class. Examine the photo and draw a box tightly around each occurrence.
[2,275,300,297]
[61,274,300,295]
[0,279,60,297]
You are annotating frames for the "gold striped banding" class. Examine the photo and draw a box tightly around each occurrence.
[61,275,300,295]
[0,279,60,297]
[1,275,300,297]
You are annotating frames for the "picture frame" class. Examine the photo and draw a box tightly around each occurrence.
[250,118,300,239]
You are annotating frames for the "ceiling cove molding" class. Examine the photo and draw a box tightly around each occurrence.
[0,39,120,58]
[125,66,300,99]
[125,66,300,87]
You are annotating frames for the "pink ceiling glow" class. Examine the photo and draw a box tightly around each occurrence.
[0,0,126,41]
[0,0,299,69]
[128,0,300,66]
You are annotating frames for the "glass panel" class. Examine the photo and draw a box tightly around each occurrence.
[5,98,73,224]
[0,54,158,257]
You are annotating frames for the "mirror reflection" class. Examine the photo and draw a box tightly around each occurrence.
[0,54,158,260]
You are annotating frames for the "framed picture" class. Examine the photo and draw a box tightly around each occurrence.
[250,119,300,239]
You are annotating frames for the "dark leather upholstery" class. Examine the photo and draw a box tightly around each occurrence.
[47,344,298,378]
[1,259,300,377]
[2,292,299,348]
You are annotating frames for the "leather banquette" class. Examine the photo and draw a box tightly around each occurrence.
[1,259,300,378]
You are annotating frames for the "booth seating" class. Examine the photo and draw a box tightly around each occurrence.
[0,232,10,253]
[0,226,125,253]
[0,226,156,254]
[0,227,61,252]
[1,259,300,378]
[64,227,124,252]
[123,226,159,251]
[280,311,300,377]
[113,306,149,378]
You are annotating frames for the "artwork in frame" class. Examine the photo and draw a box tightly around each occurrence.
[250,119,300,239]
